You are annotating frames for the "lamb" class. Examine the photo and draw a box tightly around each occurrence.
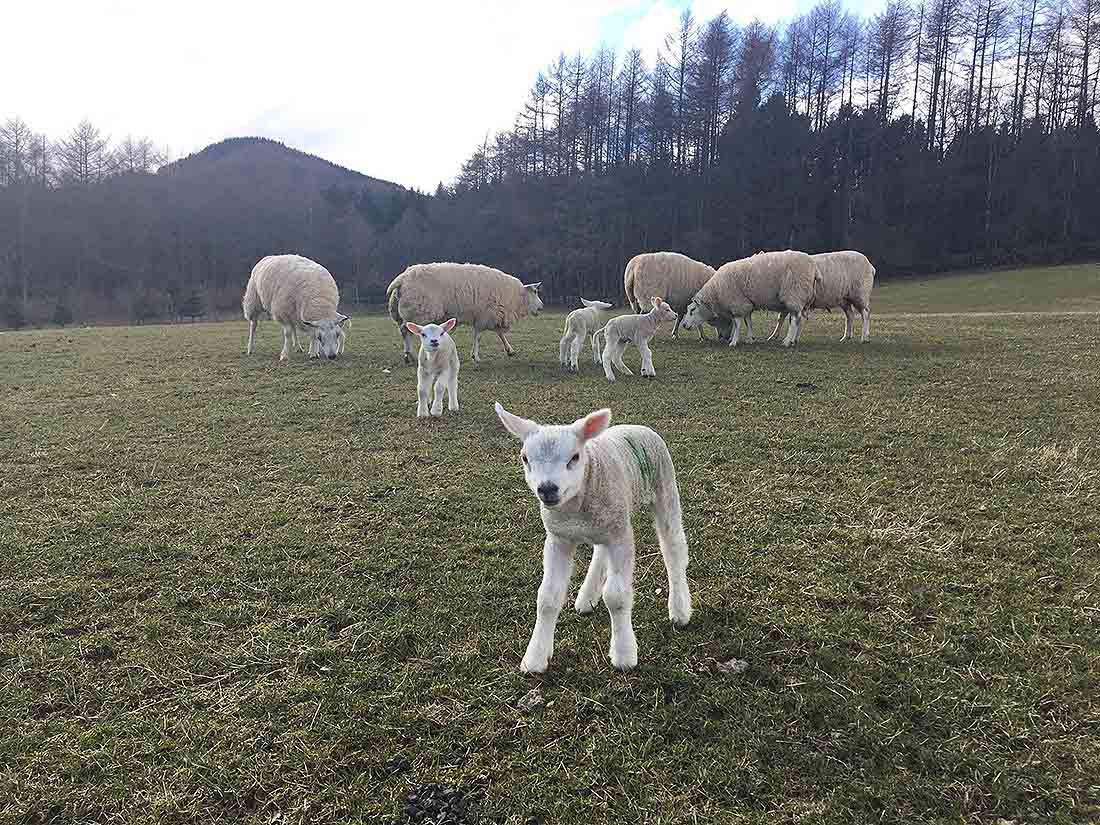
[387,263,544,364]
[558,298,613,372]
[243,254,349,361]
[591,297,679,382]
[678,250,820,348]
[767,250,876,343]
[494,403,692,672]
[407,319,459,418]
[623,251,725,339]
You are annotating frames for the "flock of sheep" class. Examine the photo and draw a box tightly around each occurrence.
[241,248,876,671]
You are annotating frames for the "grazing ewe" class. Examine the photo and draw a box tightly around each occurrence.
[679,250,820,348]
[623,251,724,339]
[494,403,692,672]
[407,319,459,418]
[243,254,349,361]
[768,250,876,343]
[559,298,614,372]
[591,297,678,382]
[387,262,544,364]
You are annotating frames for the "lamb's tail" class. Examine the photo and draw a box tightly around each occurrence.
[386,276,404,326]
[591,326,606,365]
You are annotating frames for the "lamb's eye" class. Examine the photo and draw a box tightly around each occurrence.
[567,453,580,468]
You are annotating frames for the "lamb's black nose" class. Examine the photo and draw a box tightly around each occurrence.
[328,354,337,360]
[537,482,560,505]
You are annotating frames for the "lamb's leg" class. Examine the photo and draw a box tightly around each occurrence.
[521,534,576,674]
[416,367,430,418]
[430,374,444,417]
[767,313,784,342]
[614,342,634,375]
[729,317,743,347]
[841,305,854,341]
[575,545,607,614]
[400,323,413,364]
[638,339,656,377]
[279,323,293,361]
[472,328,482,364]
[602,535,638,671]
[559,334,570,368]
[601,340,618,382]
[654,494,692,627]
[246,318,257,354]
[570,335,584,372]
[497,330,515,356]
[592,330,603,365]
[860,306,871,342]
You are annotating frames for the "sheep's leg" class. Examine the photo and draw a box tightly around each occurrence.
[838,305,853,341]
[246,318,257,354]
[497,330,515,356]
[570,335,584,372]
[729,317,743,347]
[767,313,785,342]
[860,306,871,342]
[697,324,705,342]
[430,374,444,417]
[654,496,692,627]
[279,323,293,361]
[638,339,657,377]
[416,367,430,418]
[521,534,576,674]
[471,328,482,364]
[671,315,682,338]
[602,535,638,671]
[782,311,802,347]
[447,368,459,412]
[400,323,413,364]
[744,313,755,344]
[575,545,608,614]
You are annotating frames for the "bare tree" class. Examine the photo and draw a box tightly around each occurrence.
[55,120,114,185]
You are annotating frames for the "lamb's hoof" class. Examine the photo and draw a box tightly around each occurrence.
[430,409,442,418]
[609,646,638,671]
[669,603,693,628]
[575,596,599,615]
[520,655,549,674]
[507,350,516,357]
[403,353,412,365]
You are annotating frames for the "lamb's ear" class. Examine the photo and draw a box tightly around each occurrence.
[406,322,422,335]
[573,408,611,444]
[441,318,457,332]
[524,282,542,292]
[650,296,663,309]
[495,402,540,441]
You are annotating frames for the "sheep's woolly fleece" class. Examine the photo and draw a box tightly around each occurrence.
[242,254,341,325]
[387,262,538,332]
[694,249,819,318]
[810,250,876,311]
[624,251,716,315]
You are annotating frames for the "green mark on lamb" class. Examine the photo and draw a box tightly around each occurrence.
[625,436,656,487]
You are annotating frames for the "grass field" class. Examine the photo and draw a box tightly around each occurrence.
[2,265,1099,824]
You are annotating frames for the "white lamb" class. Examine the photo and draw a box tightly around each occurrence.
[767,250,876,343]
[387,262,544,364]
[558,298,613,372]
[243,254,349,361]
[623,251,727,339]
[407,319,459,418]
[679,250,820,347]
[591,297,678,382]
[494,403,692,673]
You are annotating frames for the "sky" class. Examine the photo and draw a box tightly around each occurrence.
[2,0,886,192]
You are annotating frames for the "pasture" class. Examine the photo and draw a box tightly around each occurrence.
[1,264,1099,824]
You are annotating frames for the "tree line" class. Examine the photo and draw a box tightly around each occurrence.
[2,0,1099,327]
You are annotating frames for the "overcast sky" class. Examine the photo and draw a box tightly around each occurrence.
[3,0,886,192]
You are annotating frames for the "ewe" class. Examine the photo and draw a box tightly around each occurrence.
[407,319,460,418]
[767,250,876,343]
[623,251,726,339]
[559,298,614,372]
[495,403,693,672]
[591,297,679,382]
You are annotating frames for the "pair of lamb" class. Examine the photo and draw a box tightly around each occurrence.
[559,296,679,382]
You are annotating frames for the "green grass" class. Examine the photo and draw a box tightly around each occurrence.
[2,265,1099,824]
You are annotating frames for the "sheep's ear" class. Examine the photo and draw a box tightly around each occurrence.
[573,408,611,444]
[406,322,422,335]
[495,402,540,441]
[442,318,457,332]
[301,319,317,328]
[338,313,350,326]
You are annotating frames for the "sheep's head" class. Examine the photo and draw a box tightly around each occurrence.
[679,300,713,330]
[407,318,456,353]
[303,314,350,360]
[650,297,678,323]
[495,403,611,510]
[523,283,545,316]
[580,298,613,310]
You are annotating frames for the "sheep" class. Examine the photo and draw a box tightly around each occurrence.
[407,318,459,418]
[591,297,679,382]
[623,251,726,340]
[767,250,876,343]
[679,250,820,348]
[494,403,692,672]
[243,254,349,361]
[387,263,544,364]
[558,298,613,372]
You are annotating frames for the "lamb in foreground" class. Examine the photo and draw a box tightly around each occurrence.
[559,298,614,372]
[494,403,693,672]
[679,250,820,347]
[407,319,460,418]
[387,262,543,364]
[623,251,725,339]
[243,254,349,361]
[767,250,876,343]
[591,297,679,382]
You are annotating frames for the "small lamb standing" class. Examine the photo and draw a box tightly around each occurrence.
[243,254,349,361]
[407,319,460,418]
[559,298,613,372]
[679,250,820,348]
[767,250,876,343]
[387,262,543,364]
[591,297,678,382]
[494,403,692,672]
